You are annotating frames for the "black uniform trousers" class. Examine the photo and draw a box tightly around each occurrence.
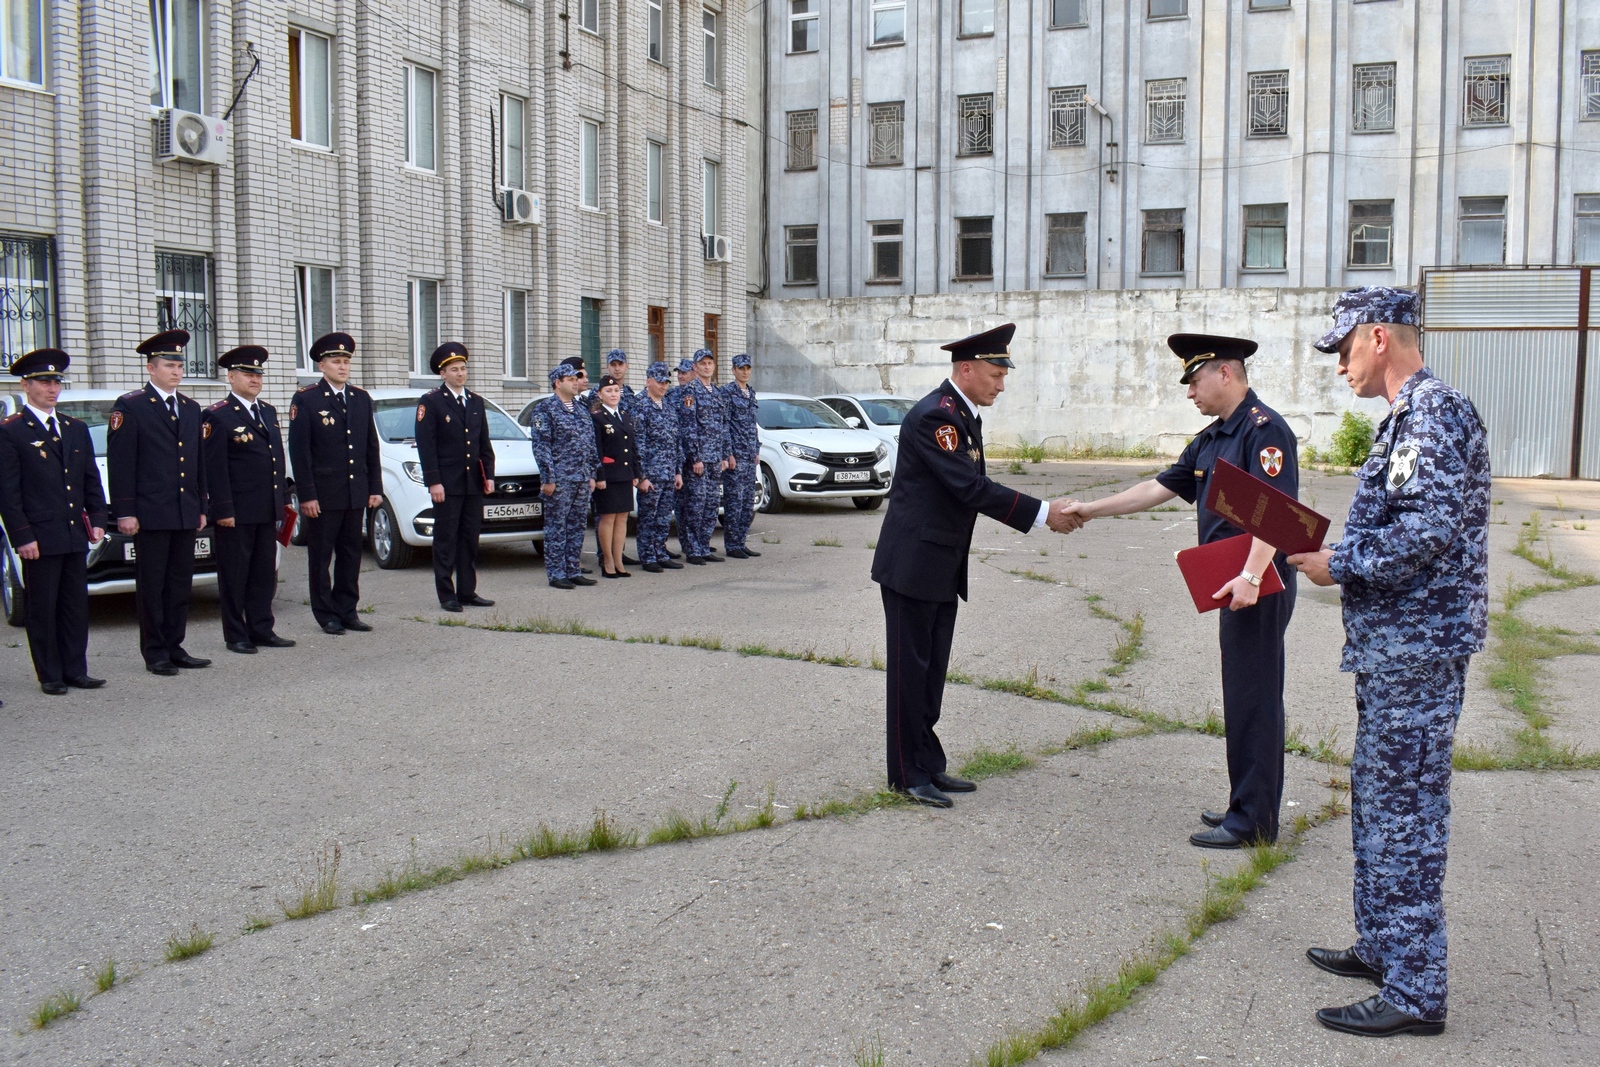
[134,528,196,666]
[305,508,363,626]
[1217,569,1296,843]
[216,521,278,644]
[431,495,483,603]
[22,552,90,683]
[882,586,958,790]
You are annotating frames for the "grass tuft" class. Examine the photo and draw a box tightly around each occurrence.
[585,810,638,851]
[853,1033,887,1067]
[164,925,215,962]
[279,842,342,921]
[958,744,1035,780]
[30,990,81,1029]
[94,959,117,993]
[813,537,843,547]
[242,914,274,934]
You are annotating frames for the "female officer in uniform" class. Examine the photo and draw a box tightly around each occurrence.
[590,375,640,578]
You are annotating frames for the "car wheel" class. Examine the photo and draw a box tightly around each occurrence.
[853,496,884,511]
[756,463,785,514]
[287,489,310,547]
[1,542,25,628]
[371,500,416,569]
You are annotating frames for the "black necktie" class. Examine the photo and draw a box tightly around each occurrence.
[166,396,178,420]
[47,415,59,441]
[334,391,347,415]
[250,403,266,432]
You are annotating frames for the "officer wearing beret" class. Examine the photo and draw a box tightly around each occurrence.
[0,350,109,694]
[288,332,382,635]
[870,324,1082,807]
[1065,334,1299,848]
[202,346,294,654]
[529,363,598,589]
[631,361,685,572]
[719,354,761,560]
[108,330,211,675]
[1289,288,1489,1038]
[677,348,730,564]
[414,342,497,612]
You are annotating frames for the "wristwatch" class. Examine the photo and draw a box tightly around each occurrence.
[1239,569,1262,588]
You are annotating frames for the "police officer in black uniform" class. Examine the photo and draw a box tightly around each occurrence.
[108,330,211,675]
[288,332,382,635]
[1064,334,1299,848]
[202,346,294,653]
[0,350,109,694]
[414,341,496,612]
[870,324,1081,807]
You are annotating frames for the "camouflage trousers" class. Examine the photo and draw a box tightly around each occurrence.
[680,466,720,557]
[721,460,757,551]
[635,481,677,563]
[1351,655,1468,1022]
[542,481,591,581]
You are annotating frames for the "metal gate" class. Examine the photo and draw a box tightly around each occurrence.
[1421,267,1597,479]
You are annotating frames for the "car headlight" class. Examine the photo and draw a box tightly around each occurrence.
[781,441,822,461]
[402,461,426,485]
[874,443,889,460]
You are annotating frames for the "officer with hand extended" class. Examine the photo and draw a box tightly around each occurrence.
[414,342,497,612]
[677,348,730,564]
[529,363,598,589]
[631,361,685,572]
[719,354,761,560]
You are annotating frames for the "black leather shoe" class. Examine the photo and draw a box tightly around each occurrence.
[320,620,346,635]
[461,595,495,607]
[600,570,621,579]
[1201,810,1226,828]
[65,675,106,689]
[661,560,684,569]
[1307,946,1383,985]
[147,661,180,676]
[41,681,69,695]
[1189,825,1245,849]
[741,547,761,557]
[704,553,725,562]
[441,600,464,612]
[343,618,373,632]
[668,549,683,559]
[1316,995,1444,1037]
[580,567,593,574]
[257,634,296,648]
[898,783,954,809]
[171,654,211,669]
[623,554,640,566]
[686,556,707,565]
[549,578,576,590]
[643,562,664,573]
[724,547,748,559]
[226,641,258,654]
[932,771,977,793]
[572,576,597,586]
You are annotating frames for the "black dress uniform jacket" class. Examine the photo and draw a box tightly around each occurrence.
[414,387,495,496]
[287,381,382,509]
[108,384,207,528]
[871,380,1042,603]
[202,395,287,524]
[0,409,108,554]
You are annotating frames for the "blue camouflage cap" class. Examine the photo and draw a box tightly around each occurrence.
[646,361,671,382]
[693,347,714,363]
[548,363,580,384]
[676,358,695,373]
[1314,286,1422,353]
[606,348,628,365]
[731,353,752,369]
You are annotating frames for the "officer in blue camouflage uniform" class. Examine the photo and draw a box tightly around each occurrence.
[530,363,599,589]
[664,357,696,558]
[677,348,730,564]
[719,353,761,559]
[1289,287,1489,1039]
[632,361,686,572]
[604,349,635,403]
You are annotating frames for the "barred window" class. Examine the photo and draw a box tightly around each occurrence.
[0,234,56,362]
[1352,63,1395,133]
[1247,71,1289,137]
[1049,0,1087,28]
[787,110,818,170]
[1242,203,1287,270]
[1044,213,1086,276]
[958,93,994,156]
[1582,52,1600,121]
[870,221,903,282]
[790,0,818,54]
[1145,79,1185,144]
[868,102,904,166]
[786,225,818,284]
[1348,200,1394,268]
[956,216,993,279]
[154,251,215,376]
[1458,196,1506,265]
[1048,86,1086,148]
[1463,55,1510,126]
[1141,209,1184,274]
[1576,196,1600,264]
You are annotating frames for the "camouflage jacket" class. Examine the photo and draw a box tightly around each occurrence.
[529,394,599,485]
[719,381,760,459]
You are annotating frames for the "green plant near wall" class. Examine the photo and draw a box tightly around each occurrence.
[1326,411,1376,467]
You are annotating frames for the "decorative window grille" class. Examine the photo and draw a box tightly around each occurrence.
[790,0,819,53]
[1145,79,1185,143]
[1049,0,1087,29]
[154,251,215,376]
[504,289,528,378]
[1247,72,1289,137]
[871,0,905,45]
[1458,197,1507,265]
[1463,56,1510,126]
[787,110,818,170]
[870,221,903,282]
[1347,201,1394,268]
[785,225,818,284]
[0,234,56,362]
[1242,203,1287,270]
[293,265,335,371]
[1048,87,1086,148]
[868,103,904,165]
[1582,52,1600,121]
[956,217,993,279]
[1147,0,1186,17]
[957,93,994,156]
[1044,213,1086,276]
[961,0,994,36]
[1141,209,1184,274]
[1352,64,1395,133]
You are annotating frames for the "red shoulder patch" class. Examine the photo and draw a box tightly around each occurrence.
[938,396,957,413]
[108,410,124,431]
[934,424,960,452]
[417,403,426,421]
[289,403,298,421]
[201,422,213,439]
[1259,446,1283,477]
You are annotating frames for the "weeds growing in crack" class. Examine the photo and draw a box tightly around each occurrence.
[93,960,116,993]
[29,990,80,1029]
[958,745,1035,780]
[242,914,274,934]
[853,1033,887,1067]
[279,842,342,920]
[813,537,844,547]
[164,925,215,962]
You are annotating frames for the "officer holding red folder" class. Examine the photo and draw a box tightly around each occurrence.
[1062,334,1298,848]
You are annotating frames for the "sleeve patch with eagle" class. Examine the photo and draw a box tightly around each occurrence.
[1259,446,1283,476]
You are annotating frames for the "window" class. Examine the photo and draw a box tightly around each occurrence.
[703,10,718,86]
[647,0,663,63]
[961,0,994,36]
[1352,63,1395,133]
[293,265,335,371]
[148,0,205,112]
[1141,209,1184,274]
[1048,87,1086,148]
[957,93,994,156]
[785,225,818,283]
[868,102,903,165]
[0,234,56,361]
[870,221,903,282]
[0,0,44,86]
[647,306,666,363]
[1575,197,1600,263]
[1463,56,1510,126]
[1242,204,1287,270]
[956,216,993,279]
[646,139,665,222]
[790,0,819,53]
[1045,213,1086,276]
[288,28,331,147]
[1249,0,1289,8]
[1146,79,1185,143]
[787,109,818,170]
[1582,52,1600,120]
[704,314,719,366]
[500,95,526,188]
[581,119,600,210]
[1458,197,1506,265]
[1247,71,1289,137]
[408,278,439,375]
[578,0,599,35]
[403,63,437,170]
[871,0,905,45]
[504,289,528,378]
[580,298,601,379]
[1348,200,1394,267]
[1049,0,1087,29]
[154,251,214,376]
[702,160,720,235]
[1148,0,1186,17]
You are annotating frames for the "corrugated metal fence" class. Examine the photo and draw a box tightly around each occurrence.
[1422,268,1597,479]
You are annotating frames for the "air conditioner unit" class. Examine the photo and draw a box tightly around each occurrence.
[703,234,732,263]
[154,108,228,165]
[503,188,542,225]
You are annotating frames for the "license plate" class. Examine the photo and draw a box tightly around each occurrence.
[124,537,212,561]
[484,501,542,520]
[834,470,871,483]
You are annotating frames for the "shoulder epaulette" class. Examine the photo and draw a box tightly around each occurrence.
[296,383,319,394]
[1,412,21,425]
[120,389,143,401]
[207,399,229,412]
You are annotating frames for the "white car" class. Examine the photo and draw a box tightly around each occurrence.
[755,392,893,512]
[287,387,545,569]
[814,393,915,474]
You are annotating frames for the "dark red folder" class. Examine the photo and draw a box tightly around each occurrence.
[1203,458,1329,555]
[276,505,298,547]
[1175,533,1286,613]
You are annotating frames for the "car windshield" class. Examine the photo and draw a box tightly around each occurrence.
[860,398,914,426]
[373,398,527,442]
[757,397,850,431]
[53,400,117,456]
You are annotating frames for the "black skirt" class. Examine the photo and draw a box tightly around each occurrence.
[592,477,635,515]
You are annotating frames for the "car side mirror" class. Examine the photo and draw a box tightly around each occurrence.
[845,416,862,428]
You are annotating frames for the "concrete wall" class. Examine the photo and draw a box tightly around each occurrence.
[751,287,1394,453]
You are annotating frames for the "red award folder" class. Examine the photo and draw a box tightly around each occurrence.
[1203,458,1329,555]
[1175,533,1285,613]
[276,505,298,547]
